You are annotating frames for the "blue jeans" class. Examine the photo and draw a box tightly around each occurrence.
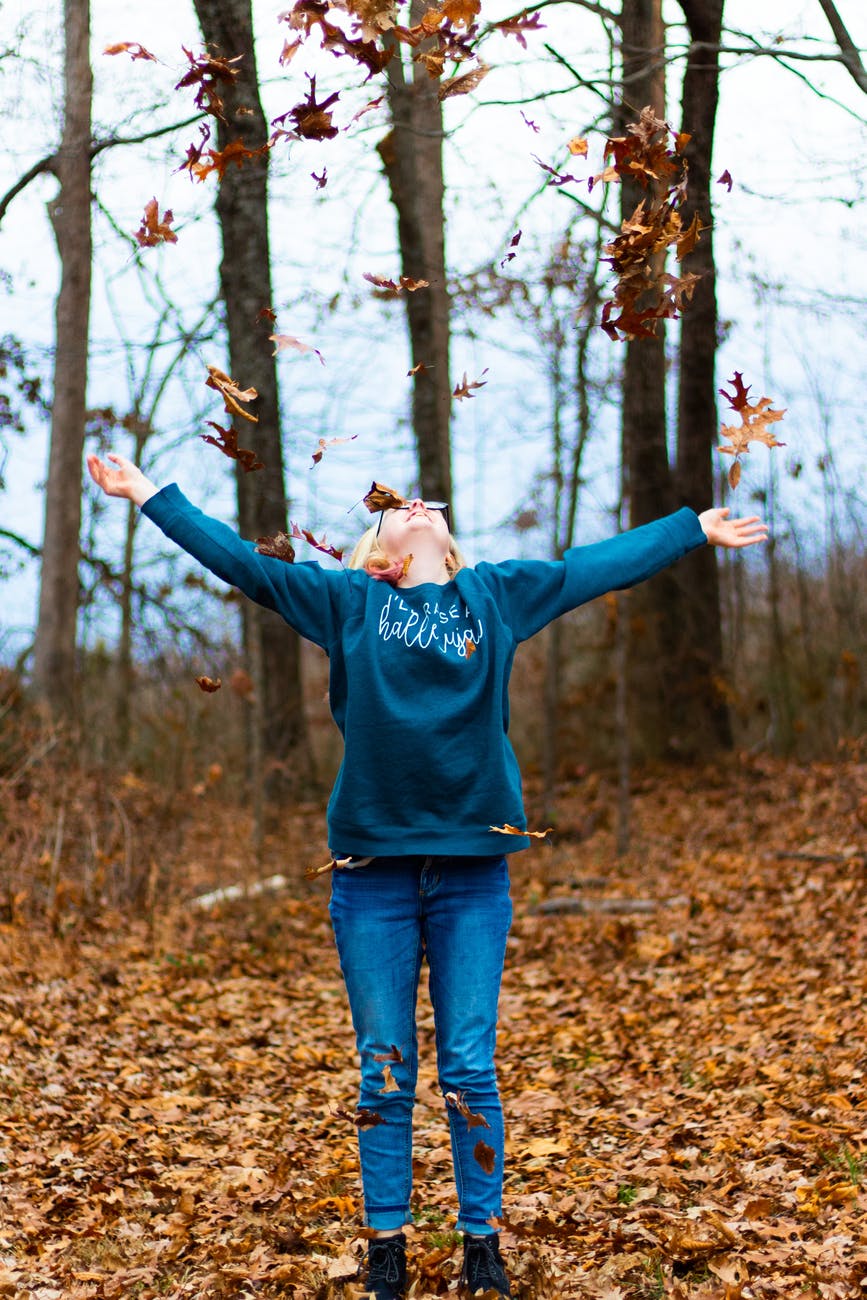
[329,855,512,1233]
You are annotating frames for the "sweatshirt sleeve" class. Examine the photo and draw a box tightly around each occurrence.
[475,507,707,643]
[141,483,350,649]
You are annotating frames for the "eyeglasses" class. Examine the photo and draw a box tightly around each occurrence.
[376,501,451,535]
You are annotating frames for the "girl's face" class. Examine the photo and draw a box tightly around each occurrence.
[377,499,450,557]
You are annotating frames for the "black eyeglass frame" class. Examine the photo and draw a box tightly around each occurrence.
[376,501,451,536]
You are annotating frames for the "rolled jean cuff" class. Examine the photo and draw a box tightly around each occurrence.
[456,1214,498,1234]
[364,1206,414,1231]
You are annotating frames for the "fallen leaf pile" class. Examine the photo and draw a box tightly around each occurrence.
[1,752,865,1297]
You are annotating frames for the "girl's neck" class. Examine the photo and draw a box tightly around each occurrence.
[396,545,451,587]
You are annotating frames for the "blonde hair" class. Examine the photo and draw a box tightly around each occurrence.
[348,524,465,578]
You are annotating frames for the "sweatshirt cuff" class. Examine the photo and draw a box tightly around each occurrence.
[140,481,185,522]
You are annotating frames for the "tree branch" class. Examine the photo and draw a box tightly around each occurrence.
[815,0,867,93]
[0,113,205,229]
[0,526,40,558]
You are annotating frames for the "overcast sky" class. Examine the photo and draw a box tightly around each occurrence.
[1,0,866,660]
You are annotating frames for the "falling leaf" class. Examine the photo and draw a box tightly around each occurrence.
[373,1045,404,1063]
[363,272,430,294]
[717,168,733,191]
[190,139,271,183]
[717,371,786,488]
[521,111,539,133]
[134,198,178,248]
[279,36,303,65]
[493,10,545,48]
[205,365,259,422]
[312,167,328,189]
[532,155,580,187]
[489,823,553,839]
[310,435,358,466]
[446,1090,490,1129]
[195,676,222,693]
[180,121,213,177]
[255,532,296,563]
[104,41,157,62]
[567,136,588,156]
[379,1064,400,1093]
[283,75,340,140]
[305,855,353,879]
[407,362,430,376]
[289,522,345,562]
[256,306,277,325]
[270,334,325,364]
[200,422,264,473]
[334,1106,385,1128]
[363,481,407,513]
[229,668,255,698]
[346,95,385,128]
[175,46,242,121]
[500,229,522,267]
[438,62,489,101]
[366,553,413,583]
[676,210,706,261]
[453,369,488,400]
[440,0,480,27]
[473,1139,496,1174]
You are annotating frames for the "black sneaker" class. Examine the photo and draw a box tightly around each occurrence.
[460,1232,512,1297]
[363,1232,407,1300]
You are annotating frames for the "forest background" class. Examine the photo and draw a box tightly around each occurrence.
[0,0,865,801]
[0,0,864,892]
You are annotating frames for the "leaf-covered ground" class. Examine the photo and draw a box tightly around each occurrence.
[1,754,865,1299]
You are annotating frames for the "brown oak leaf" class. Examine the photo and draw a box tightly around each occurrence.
[453,369,488,400]
[311,435,358,466]
[255,532,296,563]
[489,823,553,839]
[474,1139,496,1174]
[104,41,157,61]
[134,198,178,248]
[200,422,263,473]
[195,675,222,692]
[718,371,786,488]
[205,365,259,423]
[363,482,407,513]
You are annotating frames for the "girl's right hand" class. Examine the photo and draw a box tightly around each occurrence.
[86,453,158,507]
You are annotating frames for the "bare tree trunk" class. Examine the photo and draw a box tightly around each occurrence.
[674,0,732,748]
[619,0,681,756]
[192,0,313,807]
[542,247,602,822]
[32,0,92,719]
[378,7,452,509]
[764,462,794,752]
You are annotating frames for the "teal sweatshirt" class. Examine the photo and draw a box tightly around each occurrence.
[142,485,706,856]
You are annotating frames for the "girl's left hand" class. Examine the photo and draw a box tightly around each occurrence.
[698,507,768,549]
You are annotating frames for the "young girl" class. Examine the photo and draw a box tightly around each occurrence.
[87,452,767,1298]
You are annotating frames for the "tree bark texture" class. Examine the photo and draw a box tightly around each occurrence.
[674,0,732,747]
[192,0,312,804]
[618,0,684,757]
[32,0,93,718]
[378,6,453,510]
